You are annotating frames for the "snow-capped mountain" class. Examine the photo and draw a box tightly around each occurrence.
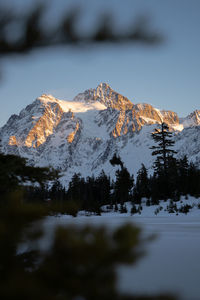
[180,110,200,128]
[0,83,199,185]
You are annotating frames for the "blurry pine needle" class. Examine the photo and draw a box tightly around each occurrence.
[0,4,163,56]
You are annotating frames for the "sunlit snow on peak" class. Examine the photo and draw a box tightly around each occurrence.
[58,100,106,113]
[37,93,107,113]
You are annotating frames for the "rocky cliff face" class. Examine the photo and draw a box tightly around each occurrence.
[0,83,199,185]
[74,83,180,138]
[2,96,64,149]
[73,82,134,111]
[180,110,200,128]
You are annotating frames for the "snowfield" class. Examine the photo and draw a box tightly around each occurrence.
[39,196,200,300]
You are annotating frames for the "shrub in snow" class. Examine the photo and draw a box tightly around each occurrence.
[178,204,192,214]
[167,200,178,213]
[120,204,127,214]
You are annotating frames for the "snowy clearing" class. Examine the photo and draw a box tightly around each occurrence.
[40,196,200,300]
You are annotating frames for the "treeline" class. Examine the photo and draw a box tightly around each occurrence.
[23,154,200,215]
[25,171,111,215]
[22,165,133,215]
[133,156,200,205]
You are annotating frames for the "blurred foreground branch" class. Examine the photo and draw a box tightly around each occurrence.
[0,4,163,56]
[0,193,175,300]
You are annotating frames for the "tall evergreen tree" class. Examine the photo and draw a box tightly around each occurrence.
[114,167,134,204]
[96,170,111,206]
[177,155,189,195]
[187,162,200,197]
[133,164,150,203]
[50,179,66,202]
[67,173,84,203]
[150,122,177,174]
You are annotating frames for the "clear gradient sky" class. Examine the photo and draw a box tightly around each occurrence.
[0,0,200,127]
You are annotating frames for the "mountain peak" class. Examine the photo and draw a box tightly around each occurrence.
[37,94,58,104]
[96,82,111,89]
[181,109,200,127]
[73,83,133,110]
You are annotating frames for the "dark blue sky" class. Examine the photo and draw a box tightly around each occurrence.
[0,0,200,126]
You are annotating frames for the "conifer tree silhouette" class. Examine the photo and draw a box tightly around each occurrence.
[150,122,177,174]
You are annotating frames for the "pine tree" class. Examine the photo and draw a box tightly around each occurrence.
[166,156,180,200]
[150,122,177,174]
[187,162,200,197]
[114,167,134,204]
[178,155,189,195]
[110,155,134,204]
[96,170,111,206]
[50,179,66,202]
[67,173,84,202]
[133,164,150,203]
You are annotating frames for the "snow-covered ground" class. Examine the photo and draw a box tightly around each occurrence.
[40,196,200,300]
[118,215,200,300]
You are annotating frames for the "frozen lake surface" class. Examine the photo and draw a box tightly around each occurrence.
[119,216,200,300]
[43,213,200,300]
